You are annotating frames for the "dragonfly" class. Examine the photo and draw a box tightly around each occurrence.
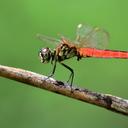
[38,24,128,86]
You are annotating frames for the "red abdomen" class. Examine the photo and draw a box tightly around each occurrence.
[79,48,128,58]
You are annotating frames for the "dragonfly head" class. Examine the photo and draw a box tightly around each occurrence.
[39,48,52,63]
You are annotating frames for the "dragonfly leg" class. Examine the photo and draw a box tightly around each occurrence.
[48,59,57,78]
[43,59,57,83]
[60,62,74,87]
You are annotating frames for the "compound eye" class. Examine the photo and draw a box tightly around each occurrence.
[39,48,51,63]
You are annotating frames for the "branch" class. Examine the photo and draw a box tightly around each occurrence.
[0,65,128,116]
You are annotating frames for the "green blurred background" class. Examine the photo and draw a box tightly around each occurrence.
[0,0,128,127]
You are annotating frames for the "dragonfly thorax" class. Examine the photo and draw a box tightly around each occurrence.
[57,43,78,61]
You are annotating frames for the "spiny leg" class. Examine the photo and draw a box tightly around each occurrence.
[60,62,74,87]
[48,59,57,78]
[44,60,57,83]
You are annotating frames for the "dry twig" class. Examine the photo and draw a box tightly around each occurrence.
[0,64,128,116]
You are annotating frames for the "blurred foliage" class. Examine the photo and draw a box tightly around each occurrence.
[0,0,128,127]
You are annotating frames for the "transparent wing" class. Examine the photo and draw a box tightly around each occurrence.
[36,33,60,45]
[75,24,109,49]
